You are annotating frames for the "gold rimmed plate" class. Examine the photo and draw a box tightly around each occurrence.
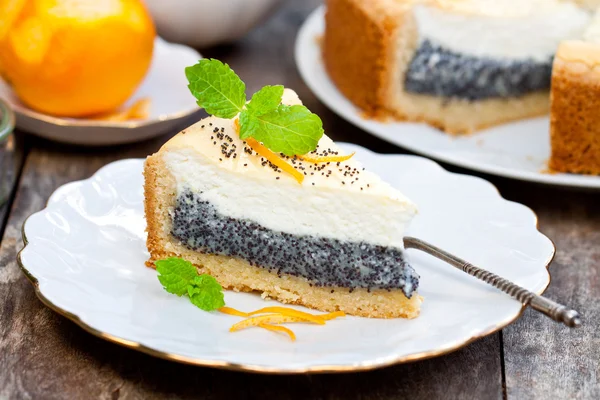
[18,144,554,373]
[0,38,202,146]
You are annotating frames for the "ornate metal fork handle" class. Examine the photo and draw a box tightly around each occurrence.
[404,237,582,328]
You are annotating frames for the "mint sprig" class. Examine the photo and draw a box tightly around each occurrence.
[155,257,224,311]
[185,59,324,156]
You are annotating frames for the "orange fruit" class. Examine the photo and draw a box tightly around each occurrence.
[0,0,155,117]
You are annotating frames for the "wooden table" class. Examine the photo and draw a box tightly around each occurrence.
[0,1,598,398]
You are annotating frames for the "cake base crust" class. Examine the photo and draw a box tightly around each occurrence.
[144,151,422,319]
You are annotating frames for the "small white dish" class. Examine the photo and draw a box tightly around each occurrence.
[0,37,202,146]
[19,143,554,373]
[145,0,283,48]
[295,6,600,189]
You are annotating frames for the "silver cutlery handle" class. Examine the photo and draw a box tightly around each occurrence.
[404,237,581,328]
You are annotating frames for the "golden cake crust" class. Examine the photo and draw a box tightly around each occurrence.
[549,42,600,175]
[144,149,422,319]
[323,0,400,118]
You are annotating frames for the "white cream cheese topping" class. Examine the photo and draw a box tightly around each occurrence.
[160,89,417,247]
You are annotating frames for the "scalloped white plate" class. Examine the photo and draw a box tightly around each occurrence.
[0,37,202,146]
[295,6,600,189]
[18,144,554,373]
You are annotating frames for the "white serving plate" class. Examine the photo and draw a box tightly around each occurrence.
[295,6,600,189]
[0,38,202,146]
[18,143,554,373]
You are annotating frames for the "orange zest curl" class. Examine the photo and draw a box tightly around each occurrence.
[221,306,346,342]
[259,323,297,341]
[247,307,326,325]
[245,137,305,184]
[298,152,355,164]
[218,307,249,317]
[320,311,346,321]
[229,314,304,332]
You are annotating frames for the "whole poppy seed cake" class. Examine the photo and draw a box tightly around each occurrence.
[145,89,422,319]
[323,0,592,134]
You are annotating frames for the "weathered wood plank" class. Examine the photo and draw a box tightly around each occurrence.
[498,182,600,399]
[0,132,25,233]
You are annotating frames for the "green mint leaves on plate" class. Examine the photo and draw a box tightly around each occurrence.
[185,59,324,156]
[156,257,225,311]
[187,275,226,311]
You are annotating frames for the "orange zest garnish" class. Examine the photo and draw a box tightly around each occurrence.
[259,323,296,341]
[247,307,326,325]
[229,314,306,332]
[245,137,304,184]
[298,152,355,164]
[218,307,249,317]
[320,311,346,321]
[223,306,346,342]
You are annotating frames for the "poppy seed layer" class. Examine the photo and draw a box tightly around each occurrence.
[405,40,552,101]
[171,189,419,298]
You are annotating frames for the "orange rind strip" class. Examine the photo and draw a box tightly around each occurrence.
[245,137,304,184]
[247,307,326,324]
[298,152,355,164]
[218,307,249,317]
[259,323,296,341]
[320,311,346,321]
[229,314,307,332]
[225,306,346,341]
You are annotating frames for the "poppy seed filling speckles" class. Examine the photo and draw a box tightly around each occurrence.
[170,189,419,298]
[404,40,552,101]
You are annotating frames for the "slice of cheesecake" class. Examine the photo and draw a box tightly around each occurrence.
[144,89,422,318]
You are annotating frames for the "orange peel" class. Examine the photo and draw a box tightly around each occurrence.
[298,152,355,164]
[259,323,296,341]
[247,307,326,324]
[245,137,304,184]
[218,307,249,317]
[229,314,305,332]
[226,306,346,341]
[320,311,346,321]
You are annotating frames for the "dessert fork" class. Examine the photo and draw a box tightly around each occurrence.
[404,237,581,328]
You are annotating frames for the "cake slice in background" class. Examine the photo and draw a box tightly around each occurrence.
[549,12,600,175]
[323,0,591,134]
[145,88,422,319]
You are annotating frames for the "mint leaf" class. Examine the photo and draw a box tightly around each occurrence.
[185,59,246,119]
[187,275,225,311]
[239,104,324,156]
[155,258,198,296]
[246,85,284,117]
